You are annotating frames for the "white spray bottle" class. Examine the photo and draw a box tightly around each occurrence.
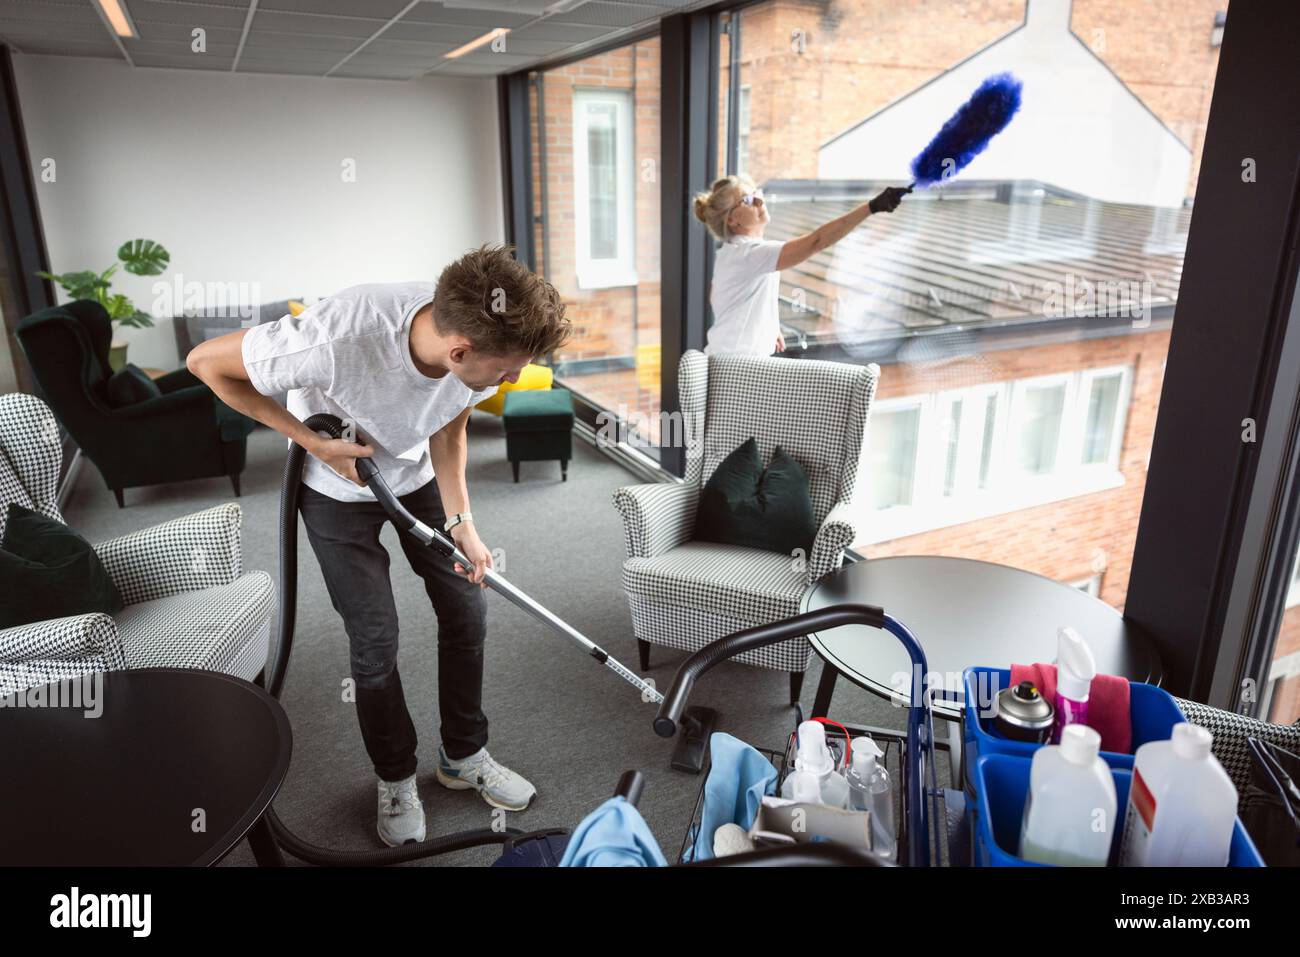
[1052,626,1096,744]
[780,720,850,808]
[845,736,895,860]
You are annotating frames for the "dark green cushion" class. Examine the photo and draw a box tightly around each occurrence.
[693,437,818,556]
[106,363,162,408]
[503,388,575,433]
[0,504,124,629]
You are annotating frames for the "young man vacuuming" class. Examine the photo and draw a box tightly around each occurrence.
[188,244,570,846]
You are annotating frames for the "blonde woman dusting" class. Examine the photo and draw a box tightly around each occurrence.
[692,177,910,357]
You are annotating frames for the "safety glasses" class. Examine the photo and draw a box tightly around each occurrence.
[731,187,764,211]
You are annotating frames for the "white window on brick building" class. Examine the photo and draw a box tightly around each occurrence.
[1071,575,1103,598]
[866,401,922,509]
[1081,369,1126,465]
[572,88,637,290]
[1011,375,1070,476]
[859,364,1133,542]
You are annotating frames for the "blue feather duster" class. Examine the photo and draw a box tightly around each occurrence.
[910,72,1023,187]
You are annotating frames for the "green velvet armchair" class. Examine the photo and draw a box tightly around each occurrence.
[16,300,255,506]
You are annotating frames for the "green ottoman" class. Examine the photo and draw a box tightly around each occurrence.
[502,388,575,482]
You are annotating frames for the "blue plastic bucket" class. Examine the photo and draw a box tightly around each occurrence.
[963,666,1186,790]
[970,753,1264,867]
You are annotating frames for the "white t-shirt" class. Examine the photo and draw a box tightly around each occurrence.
[705,235,784,357]
[241,281,498,503]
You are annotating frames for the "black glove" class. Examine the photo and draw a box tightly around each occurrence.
[869,186,912,214]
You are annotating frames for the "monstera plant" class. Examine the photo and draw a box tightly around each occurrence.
[38,239,171,370]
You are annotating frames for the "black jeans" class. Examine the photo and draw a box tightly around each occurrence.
[299,480,488,781]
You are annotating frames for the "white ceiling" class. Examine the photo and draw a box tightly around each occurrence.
[0,0,699,79]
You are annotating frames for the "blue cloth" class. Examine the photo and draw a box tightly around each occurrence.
[558,797,668,867]
[689,733,779,861]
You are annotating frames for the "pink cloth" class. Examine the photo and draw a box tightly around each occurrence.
[1009,663,1132,755]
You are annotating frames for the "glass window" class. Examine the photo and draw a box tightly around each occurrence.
[573,89,636,289]
[714,0,1224,608]
[867,405,921,509]
[1082,371,1124,465]
[941,398,963,497]
[1262,547,1300,723]
[584,102,619,259]
[978,392,999,490]
[530,39,662,452]
[1015,380,1067,476]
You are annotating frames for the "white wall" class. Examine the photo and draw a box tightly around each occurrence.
[818,0,1192,207]
[16,55,504,369]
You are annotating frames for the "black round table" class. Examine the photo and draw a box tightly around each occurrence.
[802,556,1163,722]
[0,668,292,866]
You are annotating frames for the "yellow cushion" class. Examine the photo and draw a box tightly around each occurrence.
[635,343,661,391]
[287,300,307,316]
[475,363,554,416]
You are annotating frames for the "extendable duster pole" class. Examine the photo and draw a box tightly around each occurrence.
[308,414,664,706]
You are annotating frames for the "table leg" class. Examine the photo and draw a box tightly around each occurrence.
[944,715,964,790]
[811,664,837,718]
[247,814,285,867]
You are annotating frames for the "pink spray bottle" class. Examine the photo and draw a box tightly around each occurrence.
[1052,626,1096,744]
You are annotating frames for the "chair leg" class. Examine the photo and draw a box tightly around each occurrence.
[561,459,568,482]
[230,472,241,497]
[113,488,125,508]
[638,639,651,672]
[790,670,805,706]
[512,460,520,483]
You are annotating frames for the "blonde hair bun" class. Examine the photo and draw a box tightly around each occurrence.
[690,175,752,241]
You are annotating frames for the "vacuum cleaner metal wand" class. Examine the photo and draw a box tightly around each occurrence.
[349,422,663,706]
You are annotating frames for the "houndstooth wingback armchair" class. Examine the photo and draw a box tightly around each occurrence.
[0,392,273,697]
[1171,696,1300,813]
[614,350,877,704]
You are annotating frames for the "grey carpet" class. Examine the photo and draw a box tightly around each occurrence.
[62,415,940,867]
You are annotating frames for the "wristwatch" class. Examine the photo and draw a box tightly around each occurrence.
[444,511,473,534]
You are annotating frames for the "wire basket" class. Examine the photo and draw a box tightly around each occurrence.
[660,608,949,866]
[678,713,946,865]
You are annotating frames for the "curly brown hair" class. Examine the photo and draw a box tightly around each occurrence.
[433,244,570,357]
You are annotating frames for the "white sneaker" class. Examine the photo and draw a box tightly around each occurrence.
[435,746,536,811]
[376,774,426,846]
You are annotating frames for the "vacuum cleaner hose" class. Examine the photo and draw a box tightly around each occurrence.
[262,412,519,865]
[653,604,886,738]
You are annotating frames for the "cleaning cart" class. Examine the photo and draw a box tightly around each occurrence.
[654,604,950,867]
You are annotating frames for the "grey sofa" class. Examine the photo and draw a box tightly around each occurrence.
[172,299,299,407]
